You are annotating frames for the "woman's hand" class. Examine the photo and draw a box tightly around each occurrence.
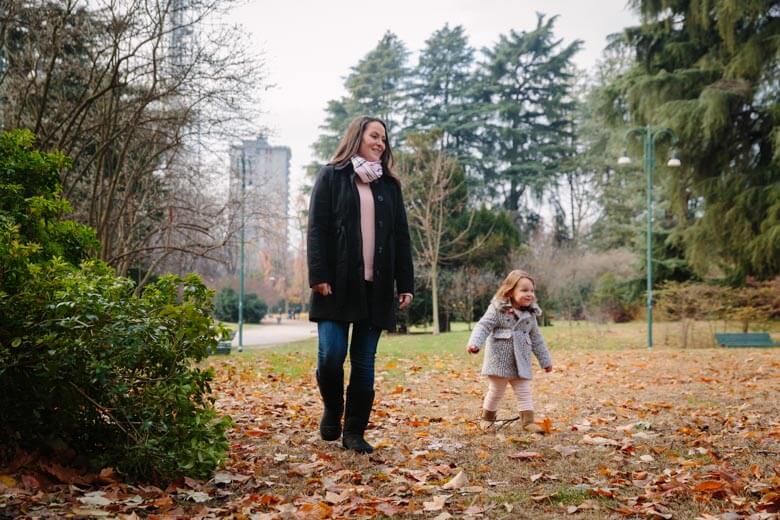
[398,293,413,309]
[312,283,332,296]
[467,345,480,354]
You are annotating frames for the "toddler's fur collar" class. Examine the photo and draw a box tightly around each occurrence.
[491,297,542,317]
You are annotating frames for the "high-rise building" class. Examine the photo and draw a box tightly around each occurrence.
[228,136,291,275]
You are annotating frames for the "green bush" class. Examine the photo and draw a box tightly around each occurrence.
[213,287,267,323]
[0,129,230,482]
[587,272,640,323]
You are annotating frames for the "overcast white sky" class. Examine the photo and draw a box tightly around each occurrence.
[227,0,639,201]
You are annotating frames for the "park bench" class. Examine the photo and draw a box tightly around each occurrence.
[714,332,779,348]
[210,331,235,355]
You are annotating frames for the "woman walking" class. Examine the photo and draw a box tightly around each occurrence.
[307,115,414,453]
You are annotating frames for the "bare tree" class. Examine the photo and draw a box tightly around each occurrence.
[0,0,267,285]
[399,131,490,334]
[450,267,499,330]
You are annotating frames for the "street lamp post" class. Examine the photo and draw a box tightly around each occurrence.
[238,152,246,352]
[618,125,680,350]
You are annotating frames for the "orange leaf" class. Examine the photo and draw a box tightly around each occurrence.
[693,480,725,492]
[540,417,553,434]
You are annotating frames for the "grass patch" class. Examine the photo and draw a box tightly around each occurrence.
[549,486,590,505]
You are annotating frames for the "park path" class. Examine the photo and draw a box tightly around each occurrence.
[230,316,317,348]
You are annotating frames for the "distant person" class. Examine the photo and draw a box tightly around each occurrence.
[467,270,553,433]
[307,115,414,453]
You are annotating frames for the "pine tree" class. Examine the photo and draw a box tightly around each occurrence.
[312,32,409,162]
[475,14,582,222]
[609,0,780,281]
[406,24,476,159]
[580,44,645,250]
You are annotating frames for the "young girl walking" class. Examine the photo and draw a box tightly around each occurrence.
[467,270,552,433]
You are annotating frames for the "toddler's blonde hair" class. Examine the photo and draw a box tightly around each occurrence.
[494,269,535,302]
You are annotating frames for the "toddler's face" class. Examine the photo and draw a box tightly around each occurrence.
[510,277,535,308]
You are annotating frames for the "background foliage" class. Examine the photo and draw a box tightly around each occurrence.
[0,130,230,482]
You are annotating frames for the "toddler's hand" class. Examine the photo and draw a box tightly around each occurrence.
[467,345,480,354]
[544,366,553,373]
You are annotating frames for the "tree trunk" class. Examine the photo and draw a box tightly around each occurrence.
[431,262,439,335]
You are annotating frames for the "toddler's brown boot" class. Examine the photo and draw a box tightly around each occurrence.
[479,409,497,431]
[521,410,543,434]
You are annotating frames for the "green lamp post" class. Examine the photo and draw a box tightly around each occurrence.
[238,152,246,352]
[618,125,680,349]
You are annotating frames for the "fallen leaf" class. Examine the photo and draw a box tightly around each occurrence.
[324,490,351,504]
[72,507,111,517]
[21,474,40,490]
[78,491,113,507]
[180,490,210,503]
[423,494,450,511]
[213,471,250,485]
[508,451,543,460]
[152,495,174,509]
[441,470,468,490]
[581,434,620,446]
[553,444,579,457]
[40,462,91,485]
[693,480,725,492]
[373,438,394,449]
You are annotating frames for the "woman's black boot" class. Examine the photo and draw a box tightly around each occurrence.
[316,370,343,441]
[342,387,374,454]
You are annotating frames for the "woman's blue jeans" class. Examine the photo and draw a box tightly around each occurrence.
[317,319,381,392]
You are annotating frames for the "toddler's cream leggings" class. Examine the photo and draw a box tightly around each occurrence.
[482,376,533,412]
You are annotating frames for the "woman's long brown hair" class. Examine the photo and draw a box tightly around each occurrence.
[329,115,397,180]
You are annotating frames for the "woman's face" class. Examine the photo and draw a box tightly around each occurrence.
[358,121,386,162]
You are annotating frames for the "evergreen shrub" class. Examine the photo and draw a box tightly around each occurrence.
[0,130,230,481]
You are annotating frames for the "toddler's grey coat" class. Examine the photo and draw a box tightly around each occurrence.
[468,299,552,379]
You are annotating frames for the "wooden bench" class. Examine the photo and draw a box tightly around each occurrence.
[211,339,232,355]
[209,331,235,355]
[714,332,779,348]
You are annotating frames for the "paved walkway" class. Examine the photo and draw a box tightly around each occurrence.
[230,317,318,349]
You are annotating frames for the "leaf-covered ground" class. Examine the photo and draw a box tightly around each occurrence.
[2,323,780,519]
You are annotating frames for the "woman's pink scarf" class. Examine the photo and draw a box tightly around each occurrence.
[351,155,383,183]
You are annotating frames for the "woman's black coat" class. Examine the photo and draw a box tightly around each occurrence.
[307,162,414,331]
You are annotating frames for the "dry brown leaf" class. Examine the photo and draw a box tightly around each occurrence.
[423,494,450,511]
[508,451,543,460]
[581,434,620,446]
[553,444,579,457]
[72,507,112,517]
[441,470,468,490]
